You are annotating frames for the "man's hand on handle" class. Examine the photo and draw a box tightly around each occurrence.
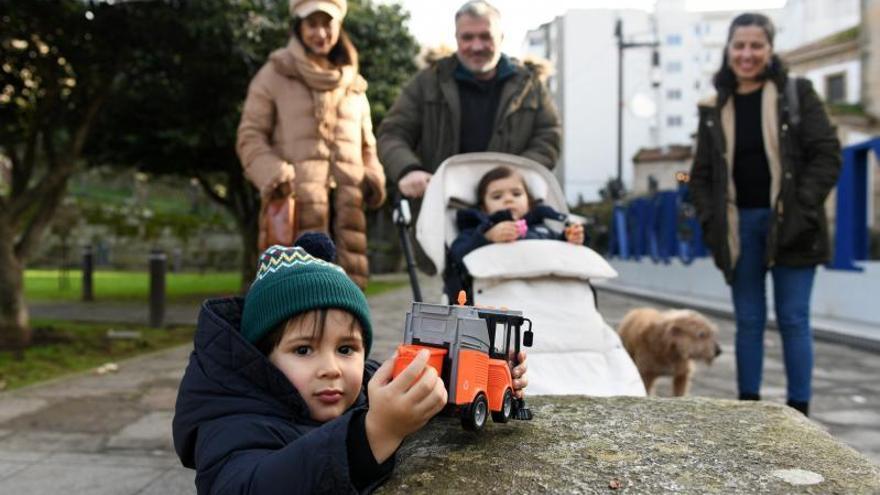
[397,171,433,199]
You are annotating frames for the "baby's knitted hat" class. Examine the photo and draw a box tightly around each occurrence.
[241,234,371,353]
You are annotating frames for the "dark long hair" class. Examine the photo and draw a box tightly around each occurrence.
[292,17,357,67]
[712,13,787,93]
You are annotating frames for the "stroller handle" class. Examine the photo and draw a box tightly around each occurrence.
[393,194,422,302]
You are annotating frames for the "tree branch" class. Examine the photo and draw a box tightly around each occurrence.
[194,170,231,208]
[11,131,37,198]
[8,91,108,220]
[13,179,67,262]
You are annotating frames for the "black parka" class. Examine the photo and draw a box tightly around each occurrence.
[689,76,841,283]
[172,298,388,494]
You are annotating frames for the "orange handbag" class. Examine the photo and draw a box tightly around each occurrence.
[258,195,297,252]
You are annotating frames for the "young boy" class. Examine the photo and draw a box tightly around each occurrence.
[173,236,528,494]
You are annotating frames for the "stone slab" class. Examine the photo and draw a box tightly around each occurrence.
[378,396,880,494]
[0,463,164,495]
[106,412,174,451]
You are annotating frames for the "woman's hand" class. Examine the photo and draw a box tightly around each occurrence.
[365,351,447,463]
[564,223,585,245]
[272,181,294,199]
[511,351,529,399]
[485,221,518,243]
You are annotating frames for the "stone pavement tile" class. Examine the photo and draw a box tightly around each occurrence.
[0,450,51,463]
[0,432,105,453]
[0,461,29,480]
[812,409,880,427]
[139,387,178,410]
[106,411,174,451]
[137,466,195,495]
[0,398,49,424]
[0,462,165,495]
[44,452,176,469]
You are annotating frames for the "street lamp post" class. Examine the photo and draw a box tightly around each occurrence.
[614,18,660,199]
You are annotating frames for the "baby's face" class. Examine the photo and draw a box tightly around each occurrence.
[268,309,365,422]
[483,175,529,220]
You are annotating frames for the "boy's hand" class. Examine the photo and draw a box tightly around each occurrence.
[564,223,585,245]
[365,351,447,463]
[511,351,529,399]
[485,221,518,243]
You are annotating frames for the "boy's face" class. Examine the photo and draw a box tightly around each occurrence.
[268,309,365,422]
[483,175,529,220]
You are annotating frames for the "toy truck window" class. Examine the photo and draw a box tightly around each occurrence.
[490,321,506,356]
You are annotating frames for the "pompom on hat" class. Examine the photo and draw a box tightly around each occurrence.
[241,233,371,354]
[290,0,347,20]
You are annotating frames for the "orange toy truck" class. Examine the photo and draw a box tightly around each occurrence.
[392,299,534,431]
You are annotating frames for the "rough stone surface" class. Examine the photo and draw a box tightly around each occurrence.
[378,396,880,494]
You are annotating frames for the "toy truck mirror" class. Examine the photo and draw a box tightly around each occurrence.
[523,330,533,347]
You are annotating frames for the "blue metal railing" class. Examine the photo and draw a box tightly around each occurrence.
[609,137,879,270]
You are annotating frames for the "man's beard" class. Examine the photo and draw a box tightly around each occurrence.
[457,51,501,75]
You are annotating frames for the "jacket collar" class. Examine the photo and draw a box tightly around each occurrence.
[452,54,518,84]
[269,36,365,92]
[192,298,369,424]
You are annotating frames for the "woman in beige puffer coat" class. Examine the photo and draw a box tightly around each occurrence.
[236,0,386,289]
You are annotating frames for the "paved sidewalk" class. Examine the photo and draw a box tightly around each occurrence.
[0,275,876,494]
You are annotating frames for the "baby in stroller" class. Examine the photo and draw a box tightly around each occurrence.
[413,152,645,396]
[445,165,585,303]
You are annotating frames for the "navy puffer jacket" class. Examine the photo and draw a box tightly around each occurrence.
[172,297,385,494]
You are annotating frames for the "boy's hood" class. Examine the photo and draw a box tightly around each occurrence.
[172,297,368,466]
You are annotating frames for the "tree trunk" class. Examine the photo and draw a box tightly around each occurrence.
[239,214,259,293]
[0,220,30,353]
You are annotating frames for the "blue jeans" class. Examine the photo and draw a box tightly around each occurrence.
[732,208,816,403]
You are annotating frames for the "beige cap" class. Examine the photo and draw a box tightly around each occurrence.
[289,0,347,20]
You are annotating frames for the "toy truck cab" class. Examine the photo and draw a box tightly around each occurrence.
[393,301,534,431]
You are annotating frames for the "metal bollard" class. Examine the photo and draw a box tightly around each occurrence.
[82,245,94,302]
[149,249,167,328]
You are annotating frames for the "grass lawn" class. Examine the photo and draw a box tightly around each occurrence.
[3,273,407,390]
[0,319,195,391]
[25,270,242,303]
[26,270,407,303]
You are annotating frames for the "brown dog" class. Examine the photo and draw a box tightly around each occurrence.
[618,308,721,396]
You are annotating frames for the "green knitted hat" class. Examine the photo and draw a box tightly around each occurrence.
[241,244,372,354]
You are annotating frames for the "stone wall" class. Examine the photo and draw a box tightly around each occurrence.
[378,396,880,494]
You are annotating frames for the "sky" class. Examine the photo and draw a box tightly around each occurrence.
[377,0,788,56]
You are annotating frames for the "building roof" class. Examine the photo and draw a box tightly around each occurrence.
[782,25,860,65]
[633,145,693,164]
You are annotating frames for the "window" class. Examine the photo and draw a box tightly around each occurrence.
[667,89,682,100]
[666,34,682,46]
[825,73,846,104]
[666,61,682,73]
[667,115,683,127]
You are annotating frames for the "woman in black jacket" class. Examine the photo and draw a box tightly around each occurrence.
[689,13,841,417]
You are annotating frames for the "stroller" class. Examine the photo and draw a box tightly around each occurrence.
[400,152,645,396]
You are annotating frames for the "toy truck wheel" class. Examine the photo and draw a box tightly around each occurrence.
[461,393,488,431]
[492,389,513,423]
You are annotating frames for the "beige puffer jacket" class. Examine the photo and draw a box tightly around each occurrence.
[237,37,386,289]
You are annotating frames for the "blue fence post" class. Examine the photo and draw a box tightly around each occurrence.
[609,203,629,259]
[830,138,878,271]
